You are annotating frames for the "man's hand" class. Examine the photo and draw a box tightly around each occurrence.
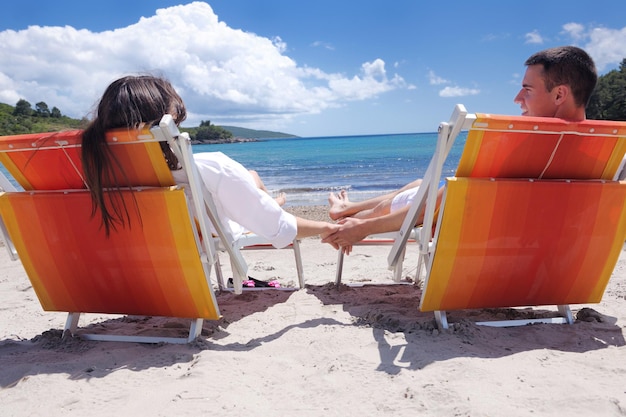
[318,223,353,254]
[321,217,370,254]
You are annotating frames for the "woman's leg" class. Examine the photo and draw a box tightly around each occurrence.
[249,169,286,206]
[349,197,394,219]
[248,169,267,192]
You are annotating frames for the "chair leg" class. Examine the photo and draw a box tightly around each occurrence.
[392,262,402,282]
[187,318,203,342]
[292,239,305,288]
[434,311,449,330]
[415,252,429,287]
[335,250,344,285]
[558,305,574,324]
[213,255,225,291]
[392,247,406,282]
[63,312,80,338]
[230,258,244,294]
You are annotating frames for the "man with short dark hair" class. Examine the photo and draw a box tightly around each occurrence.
[322,46,599,252]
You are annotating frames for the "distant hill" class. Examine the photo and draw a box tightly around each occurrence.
[220,125,298,139]
[0,100,298,141]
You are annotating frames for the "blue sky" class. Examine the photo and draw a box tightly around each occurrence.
[1,1,625,137]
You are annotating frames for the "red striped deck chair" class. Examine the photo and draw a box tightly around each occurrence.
[388,105,626,329]
[0,118,243,343]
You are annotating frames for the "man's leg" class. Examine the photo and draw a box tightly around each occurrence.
[329,179,423,220]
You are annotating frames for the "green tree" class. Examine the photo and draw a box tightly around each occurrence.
[587,58,626,120]
[13,99,32,117]
[194,122,234,141]
[0,100,83,135]
[35,101,51,118]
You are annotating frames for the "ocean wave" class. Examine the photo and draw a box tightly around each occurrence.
[277,185,353,194]
[273,183,409,194]
[274,188,399,207]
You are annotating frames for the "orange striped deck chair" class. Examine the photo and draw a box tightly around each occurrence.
[0,117,246,343]
[388,105,626,329]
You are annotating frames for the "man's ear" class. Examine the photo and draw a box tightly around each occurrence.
[553,84,570,105]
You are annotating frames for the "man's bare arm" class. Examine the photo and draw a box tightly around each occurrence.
[321,206,410,250]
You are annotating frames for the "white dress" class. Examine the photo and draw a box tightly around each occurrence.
[172,152,297,249]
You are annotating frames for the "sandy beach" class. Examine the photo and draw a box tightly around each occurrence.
[1,205,626,416]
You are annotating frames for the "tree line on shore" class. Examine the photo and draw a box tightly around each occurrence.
[586,59,626,121]
[0,99,237,143]
[0,99,294,141]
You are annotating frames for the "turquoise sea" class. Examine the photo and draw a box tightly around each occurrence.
[196,131,468,206]
[0,131,468,206]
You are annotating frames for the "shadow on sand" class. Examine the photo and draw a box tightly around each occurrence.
[1,283,623,387]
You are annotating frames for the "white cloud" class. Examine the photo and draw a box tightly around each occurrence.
[524,30,544,44]
[581,26,626,71]
[0,2,406,128]
[311,40,334,51]
[427,70,477,97]
[439,86,480,98]
[272,36,288,53]
[561,22,626,71]
[561,23,586,41]
[428,70,448,85]
[325,58,405,100]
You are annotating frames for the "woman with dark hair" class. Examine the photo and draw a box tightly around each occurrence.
[82,75,341,249]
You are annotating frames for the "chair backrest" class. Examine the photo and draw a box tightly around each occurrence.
[457,114,626,180]
[420,114,626,312]
[0,125,220,320]
[0,127,175,191]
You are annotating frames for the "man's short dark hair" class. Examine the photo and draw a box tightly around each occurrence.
[525,46,597,107]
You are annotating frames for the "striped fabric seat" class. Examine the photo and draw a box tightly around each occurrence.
[0,187,218,319]
[422,178,626,312]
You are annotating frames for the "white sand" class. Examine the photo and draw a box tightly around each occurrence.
[1,215,626,416]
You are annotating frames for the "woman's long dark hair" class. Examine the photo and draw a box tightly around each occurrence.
[81,75,187,235]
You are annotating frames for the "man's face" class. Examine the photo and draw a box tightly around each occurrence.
[514,64,558,117]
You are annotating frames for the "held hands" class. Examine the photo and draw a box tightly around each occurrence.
[320,222,351,254]
[321,217,370,255]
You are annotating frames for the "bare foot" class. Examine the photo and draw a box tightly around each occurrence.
[328,190,350,220]
[275,192,287,206]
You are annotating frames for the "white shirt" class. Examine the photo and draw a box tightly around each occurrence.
[172,152,297,249]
